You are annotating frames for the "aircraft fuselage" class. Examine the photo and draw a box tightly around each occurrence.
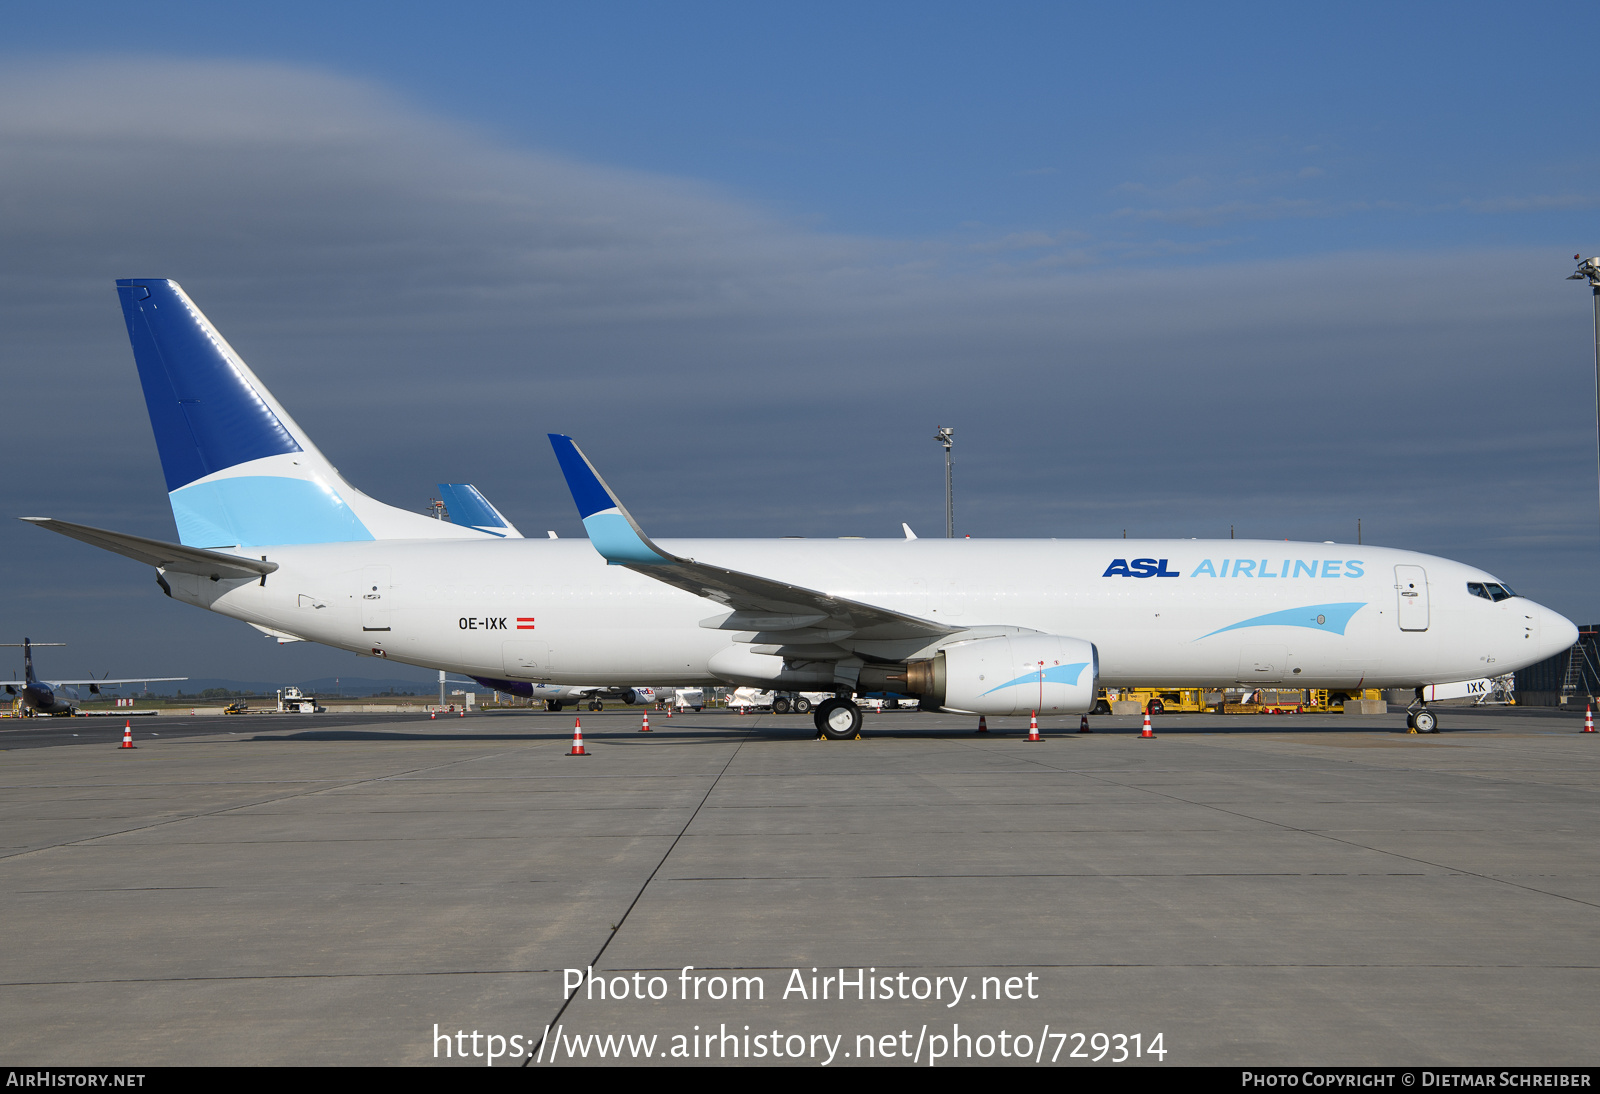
[160,536,1573,693]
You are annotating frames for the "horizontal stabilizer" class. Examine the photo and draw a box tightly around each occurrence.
[248,623,306,644]
[21,517,279,581]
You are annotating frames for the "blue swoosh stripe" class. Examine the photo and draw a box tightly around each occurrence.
[1196,602,1367,641]
[980,662,1090,697]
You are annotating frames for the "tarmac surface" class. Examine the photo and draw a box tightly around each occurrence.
[1,705,1595,1067]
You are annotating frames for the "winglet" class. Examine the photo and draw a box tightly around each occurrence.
[547,436,677,565]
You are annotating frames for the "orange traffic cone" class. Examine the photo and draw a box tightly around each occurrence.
[1585,705,1595,733]
[976,715,988,734]
[1026,711,1041,741]
[1139,711,1156,739]
[666,705,673,718]
[641,711,651,733]
[459,710,465,718]
[1079,715,1092,734]
[567,717,588,757]
[430,711,436,720]
[119,721,135,749]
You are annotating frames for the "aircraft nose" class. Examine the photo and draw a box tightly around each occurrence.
[1540,606,1579,660]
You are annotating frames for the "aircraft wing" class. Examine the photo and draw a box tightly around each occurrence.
[548,435,954,646]
[20,518,279,581]
[25,677,187,688]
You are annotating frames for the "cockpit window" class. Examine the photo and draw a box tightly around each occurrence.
[1467,582,1517,602]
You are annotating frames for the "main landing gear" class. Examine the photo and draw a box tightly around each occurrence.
[813,697,862,741]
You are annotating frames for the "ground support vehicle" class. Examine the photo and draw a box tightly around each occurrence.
[1096,687,1212,715]
[276,687,323,713]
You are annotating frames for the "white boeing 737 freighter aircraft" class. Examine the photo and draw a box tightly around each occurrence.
[22,280,1579,739]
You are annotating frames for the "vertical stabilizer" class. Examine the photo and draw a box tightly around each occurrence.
[116,280,493,548]
[437,484,524,538]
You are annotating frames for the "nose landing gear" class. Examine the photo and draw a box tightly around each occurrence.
[1406,688,1439,733]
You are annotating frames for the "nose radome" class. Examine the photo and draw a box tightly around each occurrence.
[1541,607,1579,660]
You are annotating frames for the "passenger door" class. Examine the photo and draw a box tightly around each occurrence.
[1395,565,1429,631]
[359,566,391,632]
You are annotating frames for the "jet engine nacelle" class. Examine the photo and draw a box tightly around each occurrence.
[623,687,657,705]
[906,634,1098,715]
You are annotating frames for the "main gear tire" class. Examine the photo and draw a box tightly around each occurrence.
[814,698,862,740]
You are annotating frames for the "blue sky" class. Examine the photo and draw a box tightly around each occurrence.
[2,2,1598,682]
[13,3,1598,249]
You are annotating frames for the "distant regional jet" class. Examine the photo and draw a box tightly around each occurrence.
[2,639,185,716]
[20,279,1581,739]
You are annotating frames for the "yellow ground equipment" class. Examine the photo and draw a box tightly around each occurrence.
[1099,687,1211,715]
[1105,687,1384,715]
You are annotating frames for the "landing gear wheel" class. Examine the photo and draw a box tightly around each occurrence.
[773,696,791,714]
[1413,708,1438,734]
[589,700,603,712]
[814,698,862,740]
[1147,699,1165,716]
[794,697,811,714]
[547,700,563,712]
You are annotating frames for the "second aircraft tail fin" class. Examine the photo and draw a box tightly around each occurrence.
[437,484,523,538]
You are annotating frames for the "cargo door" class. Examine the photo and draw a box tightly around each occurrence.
[503,640,552,679]
[1238,645,1286,683]
[359,566,391,632]
[1395,565,1429,631]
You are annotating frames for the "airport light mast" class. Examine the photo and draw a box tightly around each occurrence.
[935,426,954,538]
[1567,255,1600,536]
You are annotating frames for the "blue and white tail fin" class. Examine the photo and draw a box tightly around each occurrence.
[116,279,493,548]
[436,484,523,538]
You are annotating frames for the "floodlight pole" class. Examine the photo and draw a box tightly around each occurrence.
[935,427,954,538]
[1567,257,1600,537]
